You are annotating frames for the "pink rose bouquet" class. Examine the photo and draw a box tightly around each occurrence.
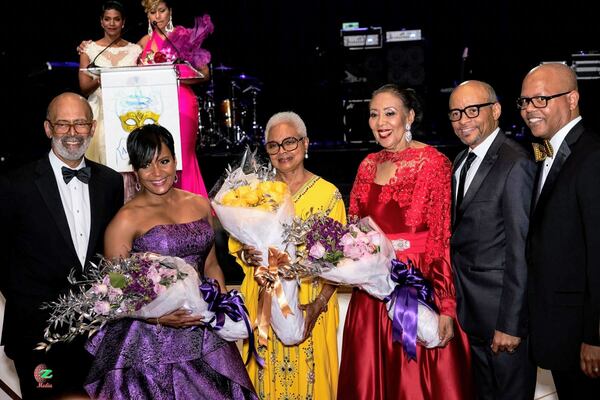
[290,215,441,355]
[292,215,397,299]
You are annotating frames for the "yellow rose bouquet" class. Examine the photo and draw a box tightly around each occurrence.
[211,149,305,345]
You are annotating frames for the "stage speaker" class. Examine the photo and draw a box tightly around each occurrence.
[340,39,427,143]
[342,99,374,143]
[386,40,426,87]
[342,48,386,99]
[342,40,426,97]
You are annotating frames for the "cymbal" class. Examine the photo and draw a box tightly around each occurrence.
[213,63,234,71]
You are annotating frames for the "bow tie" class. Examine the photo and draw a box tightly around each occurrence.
[532,140,554,162]
[61,166,91,184]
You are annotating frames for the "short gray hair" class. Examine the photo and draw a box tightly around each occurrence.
[264,111,307,141]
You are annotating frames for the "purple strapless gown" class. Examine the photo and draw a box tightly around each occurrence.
[84,219,257,399]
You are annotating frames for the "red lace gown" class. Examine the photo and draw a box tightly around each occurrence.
[338,146,473,400]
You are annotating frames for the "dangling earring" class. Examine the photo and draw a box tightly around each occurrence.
[147,21,153,35]
[174,174,178,183]
[135,182,141,192]
[166,15,174,33]
[404,124,412,143]
[305,151,308,159]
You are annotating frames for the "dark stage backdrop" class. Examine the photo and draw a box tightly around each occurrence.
[2,0,599,169]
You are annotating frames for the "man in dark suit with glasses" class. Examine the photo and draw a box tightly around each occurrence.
[520,62,600,398]
[450,80,537,399]
[0,92,123,399]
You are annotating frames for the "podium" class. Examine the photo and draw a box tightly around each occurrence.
[85,64,193,172]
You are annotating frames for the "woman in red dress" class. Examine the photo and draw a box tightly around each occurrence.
[338,84,473,400]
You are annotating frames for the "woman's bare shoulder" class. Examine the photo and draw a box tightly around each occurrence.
[138,34,150,47]
[113,197,153,225]
[177,190,210,213]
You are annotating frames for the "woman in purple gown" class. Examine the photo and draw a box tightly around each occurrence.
[84,124,256,399]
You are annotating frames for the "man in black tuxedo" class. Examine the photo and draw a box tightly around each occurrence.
[521,63,600,398]
[449,80,537,399]
[0,92,123,399]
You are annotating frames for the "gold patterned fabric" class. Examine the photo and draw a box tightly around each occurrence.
[229,175,346,400]
[532,140,554,162]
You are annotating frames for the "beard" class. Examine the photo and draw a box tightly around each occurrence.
[52,134,92,161]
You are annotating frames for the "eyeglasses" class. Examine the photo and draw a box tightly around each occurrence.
[516,91,572,110]
[265,136,305,155]
[47,120,93,135]
[448,102,495,122]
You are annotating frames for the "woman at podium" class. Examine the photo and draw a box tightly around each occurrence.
[138,0,212,198]
[79,0,142,201]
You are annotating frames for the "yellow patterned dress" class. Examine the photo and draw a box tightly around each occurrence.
[229,175,346,400]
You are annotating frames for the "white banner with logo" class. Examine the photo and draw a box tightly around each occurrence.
[100,65,182,172]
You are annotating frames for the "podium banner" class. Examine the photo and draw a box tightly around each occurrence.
[100,65,182,172]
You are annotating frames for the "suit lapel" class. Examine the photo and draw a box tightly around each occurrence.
[85,160,104,266]
[459,132,506,213]
[530,163,543,216]
[533,122,584,213]
[451,150,468,227]
[534,141,570,211]
[34,156,78,259]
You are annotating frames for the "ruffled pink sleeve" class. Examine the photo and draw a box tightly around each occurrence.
[168,15,214,68]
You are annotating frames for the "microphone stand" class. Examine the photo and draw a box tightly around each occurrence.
[83,20,145,73]
[87,34,123,70]
[459,47,469,82]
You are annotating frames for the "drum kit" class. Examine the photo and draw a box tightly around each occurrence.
[197,63,264,149]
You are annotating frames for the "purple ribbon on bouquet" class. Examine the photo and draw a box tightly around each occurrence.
[199,279,264,367]
[385,259,437,361]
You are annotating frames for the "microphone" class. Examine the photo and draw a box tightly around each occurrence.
[151,21,185,64]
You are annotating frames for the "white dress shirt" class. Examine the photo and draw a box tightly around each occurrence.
[538,116,582,193]
[455,128,500,201]
[48,151,91,267]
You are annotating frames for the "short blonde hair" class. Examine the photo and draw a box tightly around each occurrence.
[264,111,307,141]
[141,0,162,13]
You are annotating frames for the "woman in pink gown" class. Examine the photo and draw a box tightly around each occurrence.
[138,0,211,197]
[338,85,474,399]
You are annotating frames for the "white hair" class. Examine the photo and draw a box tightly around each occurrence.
[264,111,307,141]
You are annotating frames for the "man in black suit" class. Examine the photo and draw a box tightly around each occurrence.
[449,80,537,399]
[521,63,600,398]
[0,92,123,399]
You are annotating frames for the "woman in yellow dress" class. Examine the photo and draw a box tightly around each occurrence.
[229,111,346,399]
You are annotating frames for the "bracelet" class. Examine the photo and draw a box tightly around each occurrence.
[239,250,248,264]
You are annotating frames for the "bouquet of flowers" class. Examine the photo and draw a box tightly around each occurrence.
[288,215,397,299]
[37,253,251,351]
[211,148,304,345]
[287,215,441,357]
